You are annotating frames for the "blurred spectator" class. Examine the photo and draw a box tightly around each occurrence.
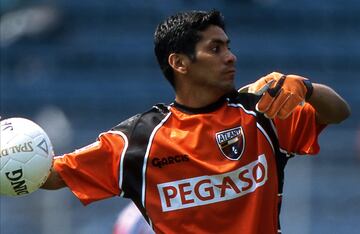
[113,202,154,234]
[0,4,62,47]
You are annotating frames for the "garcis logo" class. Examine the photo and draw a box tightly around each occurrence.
[157,154,268,212]
[215,126,245,160]
[152,155,189,168]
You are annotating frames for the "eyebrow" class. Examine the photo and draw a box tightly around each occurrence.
[209,38,231,45]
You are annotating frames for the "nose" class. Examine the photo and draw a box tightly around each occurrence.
[225,50,237,64]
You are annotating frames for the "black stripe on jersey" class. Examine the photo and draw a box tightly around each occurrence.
[256,114,290,193]
[111,104,170,222]
[229,92,260,112]
[256,112,292,233]
[230,92,291,232]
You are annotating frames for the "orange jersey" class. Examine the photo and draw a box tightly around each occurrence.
[54,92,326,234]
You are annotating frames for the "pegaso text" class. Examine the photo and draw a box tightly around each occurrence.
[157,154,268,212]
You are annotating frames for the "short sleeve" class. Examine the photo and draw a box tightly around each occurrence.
[53,132,126,205]
[274,103,327,155]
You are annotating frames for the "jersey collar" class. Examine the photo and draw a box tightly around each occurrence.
[172,90,238,114]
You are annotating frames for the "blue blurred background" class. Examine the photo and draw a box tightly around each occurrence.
[1,0,359,233]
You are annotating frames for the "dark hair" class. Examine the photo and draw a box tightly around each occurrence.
[154,10,226,88]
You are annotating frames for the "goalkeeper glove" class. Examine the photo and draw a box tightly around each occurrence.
[245,72,313,119]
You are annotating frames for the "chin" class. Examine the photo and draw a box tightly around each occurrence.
[217,82,235,95]
[222,80,236,90]
[221,75,235,87]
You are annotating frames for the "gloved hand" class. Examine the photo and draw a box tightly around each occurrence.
[244,72,313,119]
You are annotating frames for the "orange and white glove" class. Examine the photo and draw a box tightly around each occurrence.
[245,72,313,119]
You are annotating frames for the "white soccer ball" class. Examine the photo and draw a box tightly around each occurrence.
[0,117,54,196]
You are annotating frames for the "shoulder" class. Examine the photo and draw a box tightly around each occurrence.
[226,91,261,113]
[111,103,171,136]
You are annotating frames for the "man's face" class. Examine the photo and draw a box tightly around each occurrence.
[186,25,237,94]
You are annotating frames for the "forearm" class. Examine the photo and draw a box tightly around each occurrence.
[41,167,67,190]
[308,83,351,125]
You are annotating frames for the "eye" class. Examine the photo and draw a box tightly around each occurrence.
[211,45,220,53]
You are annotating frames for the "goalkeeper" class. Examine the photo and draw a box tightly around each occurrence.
[41,10,350,234]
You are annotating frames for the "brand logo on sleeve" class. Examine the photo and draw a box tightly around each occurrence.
[157,154,268,212]
[215,126,245,160]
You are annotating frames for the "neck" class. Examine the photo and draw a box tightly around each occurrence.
[173,72,236,108]
[175,87,231,108]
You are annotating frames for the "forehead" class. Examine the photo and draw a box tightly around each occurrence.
[197,25,229,45]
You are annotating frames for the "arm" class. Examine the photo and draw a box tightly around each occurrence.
[41,167,66,190]
[243,72,351,123]
[308,83,351,125]
[40,133,124,204]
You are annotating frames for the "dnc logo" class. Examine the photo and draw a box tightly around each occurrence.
[215,126,245,160]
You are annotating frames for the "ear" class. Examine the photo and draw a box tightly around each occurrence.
[168,53,190,75]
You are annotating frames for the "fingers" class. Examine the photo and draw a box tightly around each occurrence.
[267,76,286,97]
[255,76,286,114]
[277,94,304,119]
[248,80,268,94]
[257,91,304,119]
[252,80,275,96]
[263,90,291,119]
[247,72,283,94]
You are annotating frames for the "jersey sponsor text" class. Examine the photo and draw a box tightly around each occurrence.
[157,154,268,211]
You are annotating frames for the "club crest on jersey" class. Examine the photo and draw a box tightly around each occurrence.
[215,126,245,160]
